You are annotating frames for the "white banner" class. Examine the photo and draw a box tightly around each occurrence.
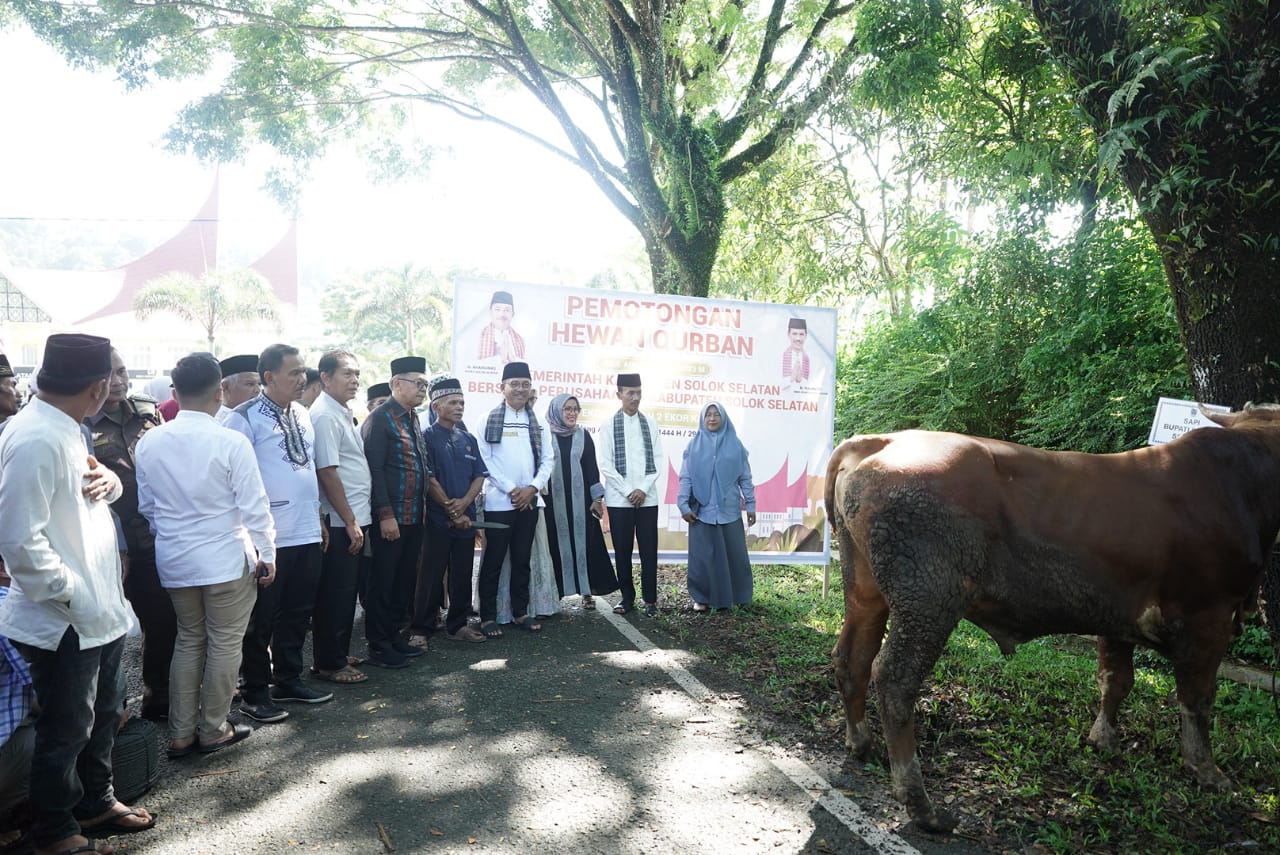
[451,279,835,563]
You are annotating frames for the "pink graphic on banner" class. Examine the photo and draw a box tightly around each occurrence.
[664,456,807,513]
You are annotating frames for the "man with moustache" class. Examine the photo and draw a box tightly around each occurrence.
[224,344,331,721]
[85,347,173,721]
[476,361,555,636]
[215,354,261,424]
[362,357,431,668]
[416,375,488,644]
[309,350,371,684]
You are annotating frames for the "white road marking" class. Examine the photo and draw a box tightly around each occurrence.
[602,607,922,855]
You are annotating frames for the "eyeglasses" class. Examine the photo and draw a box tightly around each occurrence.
[563,406,581,414]
[395,377,429,391]
[505,381,532,390]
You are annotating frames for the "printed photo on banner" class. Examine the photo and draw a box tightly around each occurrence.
[453,278,837,564]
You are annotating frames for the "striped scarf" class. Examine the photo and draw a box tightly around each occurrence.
[612,410,655,477]
[484,403,542,468]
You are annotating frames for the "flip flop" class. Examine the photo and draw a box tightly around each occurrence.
[448,626,487,643]
[479,621,504,638]
[79,805,157,835]
[512,615,542,633]
[53,838,115,854]
[314,665,369,684]
[582,596,596,610]
[612,603,632,615]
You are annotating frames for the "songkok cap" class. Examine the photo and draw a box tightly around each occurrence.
[0,354,12,379]
[616,372,641,389]
[490,290,514,307]
[501,361,531,381]
[429,374,463,402]
[219,354,258,378]
[37,333,111,388]
[390,356,427,376]
[367,382,391,402]
[788,318,807,331]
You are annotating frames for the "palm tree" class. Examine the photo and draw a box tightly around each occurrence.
[133,270,282,353]
[331,265,452,369]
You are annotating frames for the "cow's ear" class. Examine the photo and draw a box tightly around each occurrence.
[1203,407,1241,428]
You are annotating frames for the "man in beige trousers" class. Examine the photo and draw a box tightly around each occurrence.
[136,352,278,757]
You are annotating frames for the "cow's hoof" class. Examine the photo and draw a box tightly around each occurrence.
[846,720,875,760]
[907,802,959,834]
[1188,763,1232,792]
[1086,715,1116,751]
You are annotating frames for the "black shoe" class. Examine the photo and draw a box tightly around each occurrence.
[392,640,425,658]
[140,704,169,722]
[271,682,334,704]
[643,602,658,617]
[239,696,290,723]
[365,649,410,669]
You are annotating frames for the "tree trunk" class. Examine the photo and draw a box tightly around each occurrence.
[1146,210,1280,409]
[1029,0,1280,409]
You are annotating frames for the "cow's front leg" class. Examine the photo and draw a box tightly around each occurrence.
[1170,619,1234,791]
[1173,659,1232,791]
[1087,636,1134,750]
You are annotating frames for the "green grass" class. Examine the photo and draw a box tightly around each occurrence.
[660,564,1280,854]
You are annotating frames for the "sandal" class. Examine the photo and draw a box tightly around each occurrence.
[407,634,430,650]
[582,595,596,610]
[79,805,157,835]
[612,602,632,615]
[692,603,710,613]
[479,621,504,638]
[513,615,542,633]
[448,626,487,643]
[314,665,369,684]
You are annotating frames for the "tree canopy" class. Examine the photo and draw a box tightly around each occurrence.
[10,0,862,297]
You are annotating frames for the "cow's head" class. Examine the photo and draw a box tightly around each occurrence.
[1204,401,1280,429]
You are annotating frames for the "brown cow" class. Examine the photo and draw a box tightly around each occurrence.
[827,404,1280,833]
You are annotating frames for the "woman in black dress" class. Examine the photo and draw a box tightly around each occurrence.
[543,394,618,607]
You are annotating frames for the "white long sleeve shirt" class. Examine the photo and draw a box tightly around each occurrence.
[0,398,130,650]
[597,410,665,508]
[136,410,277,588]
[478,406,556,511]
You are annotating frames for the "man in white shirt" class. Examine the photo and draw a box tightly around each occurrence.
[136,352,277,758]
[310,350,372,684]
[224,344,332,721]
[0,333,156,855]
[215,354,261,425]
[598,372,666,616]
[476,361,555,635]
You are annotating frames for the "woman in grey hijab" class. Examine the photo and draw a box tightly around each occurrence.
[543,394,618,607]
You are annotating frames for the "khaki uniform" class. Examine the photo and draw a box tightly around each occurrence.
[88,394,174,718]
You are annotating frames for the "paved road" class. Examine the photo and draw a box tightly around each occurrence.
[110,603,982,855]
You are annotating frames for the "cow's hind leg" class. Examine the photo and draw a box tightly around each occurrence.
[873,611,961,833]
[832,580,888,759]
[1087,636,1134,750]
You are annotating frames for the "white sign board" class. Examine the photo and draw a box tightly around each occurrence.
[1147,397,1230,445]
[452,279,836,564]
